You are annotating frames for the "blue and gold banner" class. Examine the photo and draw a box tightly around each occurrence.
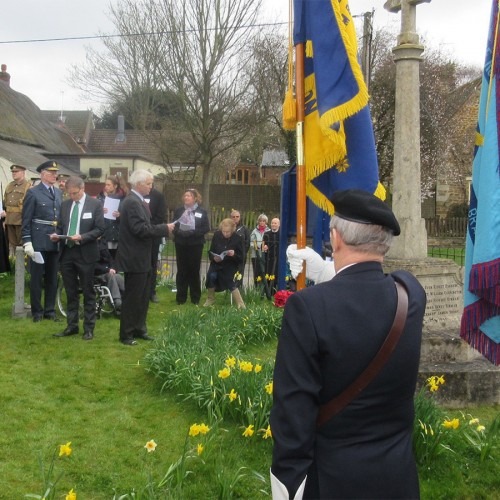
[294,0,384,214]
[460,0,500,365]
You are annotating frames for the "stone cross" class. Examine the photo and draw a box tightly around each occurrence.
[384,0,431,259]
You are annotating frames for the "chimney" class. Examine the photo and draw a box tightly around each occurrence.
[115,115,126,143]
[0,64,11,87]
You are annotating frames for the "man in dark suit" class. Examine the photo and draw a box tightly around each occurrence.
[271,190,426,500]
[51,176,104,340]
[21,160,63,322]
[145,186,167,303]
[116,170,174,346]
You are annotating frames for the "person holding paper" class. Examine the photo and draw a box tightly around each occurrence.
[171,188,210,305]
[97,175,128,259]
[21,160,62,322]
[204,218,245,308]
[51,176,105,340]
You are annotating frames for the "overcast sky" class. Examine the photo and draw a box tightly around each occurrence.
[0,0,492,113]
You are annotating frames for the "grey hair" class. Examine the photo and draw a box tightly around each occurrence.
[329,215,394,255]
[129,169,153,187]
[257,213,268,223]
[65,176,84,190]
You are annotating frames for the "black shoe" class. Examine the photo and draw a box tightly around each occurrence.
[137,334,154,341]
[53,328,79,337]
[83,331,93,341]
[150,294,159,303]
[120,339,137,346]
[33,315,43,323]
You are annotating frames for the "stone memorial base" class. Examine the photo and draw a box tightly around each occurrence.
[383,257,500,405]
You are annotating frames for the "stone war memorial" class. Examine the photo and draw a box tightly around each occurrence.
[382,0,499,406]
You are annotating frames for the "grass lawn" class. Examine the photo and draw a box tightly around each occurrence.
[0,270,498,498]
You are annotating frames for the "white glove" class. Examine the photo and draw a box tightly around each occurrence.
[23,242,35,258]
[286,244,336,283]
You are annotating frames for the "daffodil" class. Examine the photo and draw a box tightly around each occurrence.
[198,423,210,435]
[442,418,460,430]
[197,443,204,456]
[261,425,272,439]
[239,360,253,372]
[144,439,157,452]
[59,442,72,457]
[242,425,255,437]
[218,367,231,379]
[65,488,77,500]
[189,424,201,437]
[469,418,480,426]
[256,276,262,282]
[477,425,486,432]
[254,363,262,373]
[228,389,238,402]
[265,381,273,395]
[225,356,236,368]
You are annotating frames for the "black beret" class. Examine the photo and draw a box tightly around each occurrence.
[36,160,59,173]
[331,189,400,236]
[10,164,26,171]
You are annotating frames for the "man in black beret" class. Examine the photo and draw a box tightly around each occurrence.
[271,189,426,499]
[21,159,62,322]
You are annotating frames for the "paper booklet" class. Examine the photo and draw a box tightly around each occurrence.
[210,250,229,261]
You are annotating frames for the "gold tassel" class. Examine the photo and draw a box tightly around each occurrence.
[282,0,296,131]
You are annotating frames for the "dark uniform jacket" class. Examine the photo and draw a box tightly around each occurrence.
[117,192,169,273]
[271,262,426,499]
[21,183,62,251]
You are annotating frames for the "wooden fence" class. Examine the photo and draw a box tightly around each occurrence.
[425,217,467,238]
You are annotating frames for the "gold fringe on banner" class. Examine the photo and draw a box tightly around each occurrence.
[282,0,297,131]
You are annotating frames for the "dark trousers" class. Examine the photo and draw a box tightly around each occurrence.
[175,243,203,304]
[120,271,151,341]
[29,250,59,319]
[60,247,97,333]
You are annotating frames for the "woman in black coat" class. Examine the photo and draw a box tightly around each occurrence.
[203,218,245,308]
[172,188,210,305]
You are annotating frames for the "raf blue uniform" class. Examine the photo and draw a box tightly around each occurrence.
[21,174,62,321]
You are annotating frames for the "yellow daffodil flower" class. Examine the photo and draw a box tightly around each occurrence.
[442,418,460,430]
[228,389,238,402]
[256,276,262,282]
[197,443,204,456]
[437,375,445,385]
[65,488,77,500]
[198,423,210,435]
[242,425,255,437]
[59,442,72,457]
[189,424,201,437]
[469,418,480,426]
[239,360,253,372]
[218,367,231,379]
[265,381,273,395]
[477,425,486,432]
[261,425,272,439]
[254,364,262,373]
[144,440,157,453]
[225,356,236,368]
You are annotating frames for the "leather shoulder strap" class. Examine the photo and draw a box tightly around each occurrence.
[316,279,409,427]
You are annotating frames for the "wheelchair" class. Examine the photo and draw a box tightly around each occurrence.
[56,275,118,319]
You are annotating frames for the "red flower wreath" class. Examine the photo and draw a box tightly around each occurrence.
[273,290,294,308]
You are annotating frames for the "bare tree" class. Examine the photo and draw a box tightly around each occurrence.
[70,0,263,207]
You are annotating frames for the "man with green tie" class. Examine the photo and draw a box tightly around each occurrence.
[51,176,104,340]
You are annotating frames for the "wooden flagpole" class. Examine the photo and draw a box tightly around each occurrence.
[295,42,306,290]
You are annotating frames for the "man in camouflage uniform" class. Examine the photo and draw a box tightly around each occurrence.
[3,164,31,257]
